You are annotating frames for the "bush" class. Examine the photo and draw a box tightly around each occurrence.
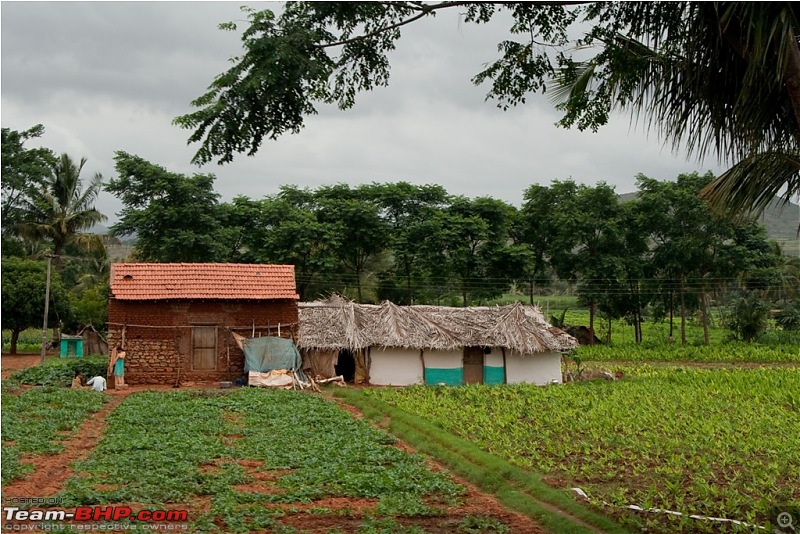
[774,301,800,331]
[9,355,109,386]
[728,293,770,342]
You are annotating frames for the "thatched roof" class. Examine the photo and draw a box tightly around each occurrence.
[297,296,578,354]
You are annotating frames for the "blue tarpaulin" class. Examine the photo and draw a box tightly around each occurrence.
[240,336,308,382]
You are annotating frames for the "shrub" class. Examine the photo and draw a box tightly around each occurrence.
[9,355,109,386]
[728,293,770,341]
[774,301,800,331]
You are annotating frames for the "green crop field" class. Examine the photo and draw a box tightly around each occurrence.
[1,384,107,484]
[52,388,523,533]
[364,367,800,532]
[4,334,799,533]
[574,342,800,364]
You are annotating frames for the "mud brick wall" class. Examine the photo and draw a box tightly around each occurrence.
[107,299,298,385]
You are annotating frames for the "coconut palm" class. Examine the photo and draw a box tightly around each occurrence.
[553,2,800,219]
[16,153,107,262]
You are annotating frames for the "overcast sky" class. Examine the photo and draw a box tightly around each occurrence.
[2,1,722,223]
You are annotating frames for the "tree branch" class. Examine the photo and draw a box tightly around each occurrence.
[783,26,800,132]
[319,1,590,49]
[320,1,470,49]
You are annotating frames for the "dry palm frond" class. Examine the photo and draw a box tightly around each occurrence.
[298,296,578,355]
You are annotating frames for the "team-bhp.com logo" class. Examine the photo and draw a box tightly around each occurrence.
[4,506,188,530]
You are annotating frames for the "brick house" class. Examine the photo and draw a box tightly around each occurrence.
[107,263,299,385]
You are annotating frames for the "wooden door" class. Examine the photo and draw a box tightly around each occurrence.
[463,347,484,384]
[192,326,217,370]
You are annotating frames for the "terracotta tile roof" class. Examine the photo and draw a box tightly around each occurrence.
[110,263,299,300]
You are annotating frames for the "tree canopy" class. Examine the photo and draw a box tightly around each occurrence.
[106,152,231,262]
[1,125,57,238]
[1,258,71,354]
[175,1,799,219]
[15,153,106,262]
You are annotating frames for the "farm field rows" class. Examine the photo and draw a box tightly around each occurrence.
[575,343,800,364]
[5,387,545,533]
[1,384,107,485]
[364,366,800,532]
[4,355,799,533]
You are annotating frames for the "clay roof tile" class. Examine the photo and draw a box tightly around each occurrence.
[109,263,299,300]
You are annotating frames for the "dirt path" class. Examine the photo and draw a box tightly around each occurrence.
[2,394,126,499]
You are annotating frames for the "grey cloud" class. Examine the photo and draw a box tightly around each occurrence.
[1,2,719,223]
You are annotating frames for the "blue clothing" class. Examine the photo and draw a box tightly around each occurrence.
[113,358,124,377]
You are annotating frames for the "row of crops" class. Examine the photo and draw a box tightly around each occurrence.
[364,367,800,532]
[1,384,107,484]
[574,342,800,363]
[56,388,516,533]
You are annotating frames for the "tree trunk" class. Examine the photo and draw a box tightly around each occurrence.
[10,328,19,355]
[589,300,596,346]
[639,311,644,343]
[355,265,363,303]
[606,314,612,344]
[784,26,800,129]
[668,290,674,341]
[702,291,710,346]
[634,282,643,344]
[405,262,413,305]
[679,278,687,345]
[634,309,640,344]
[637,308,643,344]
[529,280,534,306]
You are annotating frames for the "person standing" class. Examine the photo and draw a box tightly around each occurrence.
[108,345,127,389]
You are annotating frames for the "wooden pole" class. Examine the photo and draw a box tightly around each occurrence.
[39,255,52,364]
[501,347,507,384]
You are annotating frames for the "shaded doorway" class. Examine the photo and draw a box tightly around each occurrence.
[335,349,356,383]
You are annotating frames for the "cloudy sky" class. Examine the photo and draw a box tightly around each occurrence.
[2,1,721,223]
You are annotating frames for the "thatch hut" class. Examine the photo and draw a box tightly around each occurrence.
[298,296,578,386]
[79,325,108,355]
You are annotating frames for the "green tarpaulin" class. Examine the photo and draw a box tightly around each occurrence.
[241,336,308,382]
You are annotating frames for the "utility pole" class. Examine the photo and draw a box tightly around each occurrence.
[39,255,53,364]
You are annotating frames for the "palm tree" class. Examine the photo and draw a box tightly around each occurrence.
[16,154,107,263]
[553,2,800,220]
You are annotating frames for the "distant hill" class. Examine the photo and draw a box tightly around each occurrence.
[618,192,799,256]
[86,223,136,260]
[88,223,109,235]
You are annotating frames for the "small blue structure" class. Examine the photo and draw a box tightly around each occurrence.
[60,335,83,358]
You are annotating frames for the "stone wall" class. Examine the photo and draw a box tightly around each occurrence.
[107,299,298,385]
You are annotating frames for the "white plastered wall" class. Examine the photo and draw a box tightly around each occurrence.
[369,347,424,385]
[505,350,562,385]
[484,350,504,368]
[422,349,463,369]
